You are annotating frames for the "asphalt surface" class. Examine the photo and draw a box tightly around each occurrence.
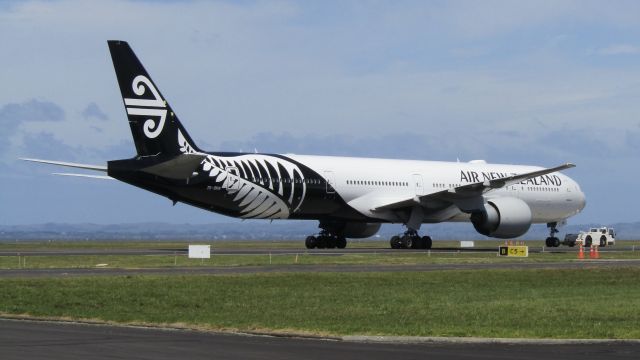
[1,245,636,256]
[1,259,640,278]
[1,319,638,360]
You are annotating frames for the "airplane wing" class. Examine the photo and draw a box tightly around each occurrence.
[374,163,575,212]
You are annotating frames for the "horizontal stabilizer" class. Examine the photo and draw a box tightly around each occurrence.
[20,158,107,172]
[140,154,206,179]
[53,173,114,180]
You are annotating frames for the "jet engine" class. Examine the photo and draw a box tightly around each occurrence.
[470,197,532,238]
[342,222,382,238]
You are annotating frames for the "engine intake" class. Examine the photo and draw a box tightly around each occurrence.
[470,197,532,238]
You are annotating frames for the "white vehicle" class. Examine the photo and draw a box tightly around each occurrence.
[576,227,616,247]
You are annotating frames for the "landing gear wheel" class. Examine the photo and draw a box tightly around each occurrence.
[421,236,432,249]
[336,236,347,249]
[305,236,317,249]
[600,236,606,247]
[390,236,401,249]
[585,235,592,247]
[316,236,327,249]
[401,235,413,249]
[546,222,562,248]
[326,236,337,249]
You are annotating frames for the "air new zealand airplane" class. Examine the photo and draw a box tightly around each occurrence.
[23,41,586,249]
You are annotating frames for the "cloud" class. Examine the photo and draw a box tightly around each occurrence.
[0,99,64,123]
[0,99,66,155]
[81,102,108,122]
[20,132,80,160]
[596,44,640,55]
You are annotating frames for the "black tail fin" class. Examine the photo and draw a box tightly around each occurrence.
[108,40,201,158]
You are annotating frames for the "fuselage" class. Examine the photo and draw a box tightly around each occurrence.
[109,151,586,226]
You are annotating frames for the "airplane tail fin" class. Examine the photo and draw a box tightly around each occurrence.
[107,40,201,158]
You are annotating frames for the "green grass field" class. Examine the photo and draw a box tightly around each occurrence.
[2,249,640,270]
[1,268,639,339]
[1,239,640,269]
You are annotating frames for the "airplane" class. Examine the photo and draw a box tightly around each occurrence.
[22,40,586,250]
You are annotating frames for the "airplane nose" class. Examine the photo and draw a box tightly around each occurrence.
[578,190,586,212]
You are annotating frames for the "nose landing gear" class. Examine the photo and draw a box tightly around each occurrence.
[545,222,561,247]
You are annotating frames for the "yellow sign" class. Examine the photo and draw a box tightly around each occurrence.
[498,246,529,257]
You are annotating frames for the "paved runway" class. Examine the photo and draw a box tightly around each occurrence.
[1,319,638,360]
[2,259,640,278]
[0,246,635,257]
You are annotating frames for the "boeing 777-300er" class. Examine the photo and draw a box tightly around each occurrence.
[23,40,586,249]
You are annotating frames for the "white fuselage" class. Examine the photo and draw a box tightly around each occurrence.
[287,154,586,225]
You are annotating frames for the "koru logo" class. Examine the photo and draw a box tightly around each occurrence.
[124,75,167,139]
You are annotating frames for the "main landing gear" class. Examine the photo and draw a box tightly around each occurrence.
[390,230,432,249]
[545,222,561,247]
[305,230,347,249]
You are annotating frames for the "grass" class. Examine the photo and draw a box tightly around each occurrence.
[2,247,640,270]
[2,239,639,251]
[1,268,639,338]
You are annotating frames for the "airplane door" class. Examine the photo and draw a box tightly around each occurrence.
[412,174,425,196]
[324,171,336,194]
[224,167,240,191]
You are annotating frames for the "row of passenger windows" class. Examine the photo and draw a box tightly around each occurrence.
[249,178,321,185]
[525,186,559,192]
[433,183,461,189]
[346,180,409,187]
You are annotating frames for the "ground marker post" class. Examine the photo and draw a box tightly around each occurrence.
[269,252,272,265]
[295,253,298,264]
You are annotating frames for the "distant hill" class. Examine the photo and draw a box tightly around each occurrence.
[1,221,638,242]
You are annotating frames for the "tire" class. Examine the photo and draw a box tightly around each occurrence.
[421,236,432,249]
[585,235,592,247]
[316,236,327,249]
[401,235,413,249]
[336,236,347,249]
[545,237,553,247]
[600,236,606,247]
[305,236,317,249]
[390,236,401,249]
[326,236,337,249]
[553,237,560,247]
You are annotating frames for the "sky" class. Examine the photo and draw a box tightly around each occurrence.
[1,0,640,227]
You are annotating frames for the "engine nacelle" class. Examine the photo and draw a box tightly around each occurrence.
[470,197,532,239]
[342,222,382,238]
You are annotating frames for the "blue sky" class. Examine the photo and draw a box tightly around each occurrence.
[1,0,640,226]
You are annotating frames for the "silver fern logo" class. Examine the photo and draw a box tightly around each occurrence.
[178,130,306,219]
[124,75,167,139]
